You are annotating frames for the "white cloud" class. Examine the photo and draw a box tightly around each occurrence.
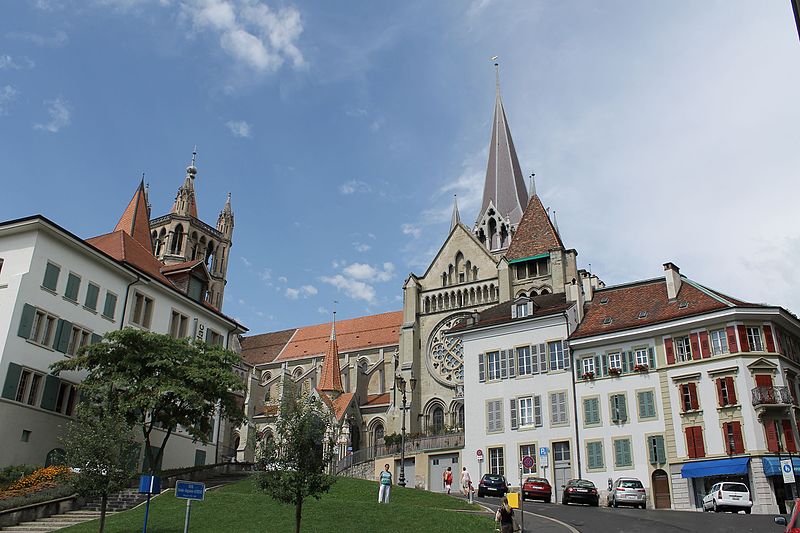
[353,242,370,252]
[285,284,317,300]
[240,256,252,268]
[300,284,317,296]
[226,119,251,138]
[345,107,368,118]
[342,262,395,282]
[183,0,305,74]
[401,223,421,239]
[0,85,19,115]
[0,55,35,70]
[284,287,300,300]
[319,274,376,303]
[339,179,371,195]
[7,30,68,48]
[34,97,71,133]
[278,276,287,283]
[317,306,329,314]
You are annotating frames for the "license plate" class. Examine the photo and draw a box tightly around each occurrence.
[625,495,636,499]
[731,496,740,500]
[577,489,587,492]
[532,485,542,489]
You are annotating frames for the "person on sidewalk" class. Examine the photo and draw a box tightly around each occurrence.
[444,467,453,495]
[378,464,392,504]
[460,467,471,497]
[495,496,515,533]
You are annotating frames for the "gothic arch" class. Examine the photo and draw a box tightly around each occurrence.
[292,366,304,380]
[423,398,447,434]
[171,224,184,254]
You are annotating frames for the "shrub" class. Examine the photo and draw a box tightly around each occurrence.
[0,466,73,500]
[0,485,75,512]
[0,465,40,489]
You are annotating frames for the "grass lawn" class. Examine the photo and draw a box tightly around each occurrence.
[59,476,494,533]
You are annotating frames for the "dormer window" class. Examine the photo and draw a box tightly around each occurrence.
[600,297,609,304]
[187,275,207,303]
[638,311,648,319]
[679,301,689,309]
[516,303,528,318]
[603,317,613,325]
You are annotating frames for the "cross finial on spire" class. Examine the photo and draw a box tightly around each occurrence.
[191,145,197,166]
[187,146,198,177]
[331,300,338,340]
[492,55,500,94]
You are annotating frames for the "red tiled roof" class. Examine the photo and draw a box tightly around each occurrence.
[241,329,297,365]
[87,230,173,286]
[160,259,205,275]
[505,195,564,261]
[571,278,760,340]
[318,331,344,394]
[361,393,390,407]
[319,391,354,421]
[114,181,153,252]
[272,311,401,362]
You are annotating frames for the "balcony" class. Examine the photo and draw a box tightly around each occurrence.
[752,386,792,408]
[335,432,465,474]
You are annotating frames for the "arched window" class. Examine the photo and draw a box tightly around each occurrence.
[374,423,385,448]
[151,231,158,253]
[45,448,66,467]
[171,224,184,254]
[432,406,444,434]
[157,228,166,256]
[457,404,465,429]
[206,241,215,269]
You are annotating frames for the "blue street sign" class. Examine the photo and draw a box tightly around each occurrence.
[138,475,162,494]
[175,480,206,501]
[539,447,549,457]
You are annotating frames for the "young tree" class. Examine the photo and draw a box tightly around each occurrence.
[254,390,336,533]
[61,401,139,533]
[52,328,245,473]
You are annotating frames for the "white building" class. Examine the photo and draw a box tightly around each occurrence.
[0,176,247,470]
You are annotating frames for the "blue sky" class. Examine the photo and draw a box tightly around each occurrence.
[2,1,800,333]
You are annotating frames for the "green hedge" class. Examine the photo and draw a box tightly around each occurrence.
[0,485,75,513]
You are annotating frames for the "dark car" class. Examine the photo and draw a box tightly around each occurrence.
[522,476,552,502]
[562,479,599,506]
[477,474,509,498]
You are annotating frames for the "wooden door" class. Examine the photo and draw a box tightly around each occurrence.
[652,470,671,509]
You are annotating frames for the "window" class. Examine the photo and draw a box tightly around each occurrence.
[583,397,600,426]
[637,390,657,419]
[488,447,505,475]
[487,351,501,381]
[206,330,224,346]
[187,277,205,303]
[519,396,534,427]
[747,327,764,351]
[15,369,43,406]
[686,426,705,458]
[432,406,444,433]
[29,308,58,347]
[613,438,633,468]
[710,329,728,355]
[67,325,92,356]
[723,422,744,454]
[84,283,100,311]
[550,391,567,425]
[675,336,692,362]
[549,341,568,371]
[533,395,543,427]
[635,349,648,367]
[648,435,666,464]
[582,357,595,375]
[486,400,503,433]
[717,377,737,407]
[169,310,189,338]
[516,258,549,279]
[610,393,628,423]
[608,352,622,370]
[42,262,60,291]
[103,292,117,320]
[520,444,537,474]
[517,346,533,376]
[131,292,154,328]
[586,441,604,470]
[64,273,81,302]
[516,303,528,318]
[553,441,570,461]
[55,381,77,416]
[680,383,699,412]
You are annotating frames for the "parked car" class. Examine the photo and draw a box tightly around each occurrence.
[775,499,800,532]
[701,482,752,514]
[522,477,552,502]
[607,477,647,509]
[477,474,509,498]
[562,479,599,506]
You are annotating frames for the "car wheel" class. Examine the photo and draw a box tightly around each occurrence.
[713,501,718,513]
[592,499,599,507]
[745,509,751,515]
[612,498,618,508]
[562,497,569,505]
[640,504,646,510]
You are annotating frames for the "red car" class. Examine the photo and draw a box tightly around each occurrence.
[522,476,552,502]
[774,499,800,532]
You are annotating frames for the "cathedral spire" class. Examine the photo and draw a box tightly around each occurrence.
[318,311,344,396]
[450,195,461,231]
[114,180,153,251]
[171,147,199,219]
[477,61,528,228]
[217,192,234,237]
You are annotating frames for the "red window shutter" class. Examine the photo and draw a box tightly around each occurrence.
[665,337,675,365]
[689,382,699,410]
[732,422,745,454]
[726,376,737,405]
[699,331,711,358]
[766,421,780,453]
[693,426,705,458]
[686,427,696,458]
[756,374,774,388]
[716,379,725,407]
[726,326,739,353]
[737,325,750,352]
[764,325,776,353]
[783,420,797,453]
[690,333,701,361]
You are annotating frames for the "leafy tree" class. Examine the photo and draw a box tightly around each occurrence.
[52,328,245,473]
[61,401,139,533]
[254,389,336,533]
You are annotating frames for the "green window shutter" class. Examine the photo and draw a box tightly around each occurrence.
[594,355,601,374]
[17,304,36,339]
[85,284,99,310]
[622,352,629,373]
[601,354,608,376]
[622,439,632,466]
[43,263,60,291]
[508,348,516,378]
[205,327,213,343]
[478,353,485,382]
[648,347,655,369]
[656,436,666,463]
[619,395,628,422]
[54,320,72,353]
[40,374,60,411]
[2,362,22,400]
[194,449,206,467]
[510,399,518,430]
[65,273,80,301]
[648,437,656,464]
[583,398,592,426]
[638,391,654,419]
[103,293,117,319]
[614,440,623,467]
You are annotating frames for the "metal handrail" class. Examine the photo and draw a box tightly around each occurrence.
[335,432,465,473]
[751,385,792,406]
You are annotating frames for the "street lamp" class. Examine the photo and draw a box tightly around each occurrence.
[396,374,417,488]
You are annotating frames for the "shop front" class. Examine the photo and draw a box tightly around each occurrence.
[762,457,800,514]
[681,457,751,509]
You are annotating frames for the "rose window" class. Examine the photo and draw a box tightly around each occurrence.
[426,313,470,387]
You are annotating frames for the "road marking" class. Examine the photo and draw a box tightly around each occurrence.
[481,500,580,533]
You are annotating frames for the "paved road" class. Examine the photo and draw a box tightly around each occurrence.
[475,495,784,533]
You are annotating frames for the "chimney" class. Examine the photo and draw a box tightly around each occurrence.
[663,262,682,300]
[580,270,593,302]
[566,278,584,321]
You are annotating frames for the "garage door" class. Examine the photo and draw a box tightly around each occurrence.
[429,453,459,492]
[395,458,415,487]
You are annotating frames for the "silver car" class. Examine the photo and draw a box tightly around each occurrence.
[607,477,647,509]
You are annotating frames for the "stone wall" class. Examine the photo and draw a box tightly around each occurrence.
[340,459,376,481]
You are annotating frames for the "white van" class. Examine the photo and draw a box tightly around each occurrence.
[701,482,752,514]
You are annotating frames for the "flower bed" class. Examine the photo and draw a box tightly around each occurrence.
[0,466,73,501]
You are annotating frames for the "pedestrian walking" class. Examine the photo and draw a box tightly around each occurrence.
[495,496,515,533]
[378,464,392,504]
[460,466,471,497]
[444,467,453,494]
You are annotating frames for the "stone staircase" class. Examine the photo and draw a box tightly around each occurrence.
[0,510,111,532]
[82,488,149,513]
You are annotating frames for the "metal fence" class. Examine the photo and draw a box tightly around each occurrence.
[335,432,465,474]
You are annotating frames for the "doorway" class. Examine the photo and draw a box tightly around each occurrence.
[652,469,671,509]
[553,441,571,500]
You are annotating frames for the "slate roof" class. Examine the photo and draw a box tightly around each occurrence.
[240,329,297,365]
[571,277,762,340]
[505,194,564,261]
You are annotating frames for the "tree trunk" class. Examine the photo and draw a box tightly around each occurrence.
[98,493,108,533]
[294,498,303,533]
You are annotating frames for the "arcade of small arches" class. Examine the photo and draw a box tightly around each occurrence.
[515,287,552,298]
[151,225,227,275]
[423,398,464,434]
[423,283,498,314]
[441,252,479,287]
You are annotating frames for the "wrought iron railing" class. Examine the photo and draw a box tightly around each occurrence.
[335,432,465,474]
[752,386,792,406]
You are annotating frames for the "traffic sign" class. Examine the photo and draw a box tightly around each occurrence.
[782,459,795,484]
[138,475,162,495]
[539,447,549,457]
[476,449,483,460]
[522,456,534,469]
[175,480,206,501]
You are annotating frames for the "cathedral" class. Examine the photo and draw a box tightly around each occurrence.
[239,72,590,459]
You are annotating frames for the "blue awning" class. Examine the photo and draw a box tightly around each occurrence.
[681,457,750,478]
[762,457,800,476]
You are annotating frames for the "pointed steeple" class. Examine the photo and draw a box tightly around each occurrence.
[450,195,461,231]
[318,311,344,396]
[478,62,528,227]
[114,180,153,251]
[171,147,199,219]
[217,192,234,237]
[505,194,564,261]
